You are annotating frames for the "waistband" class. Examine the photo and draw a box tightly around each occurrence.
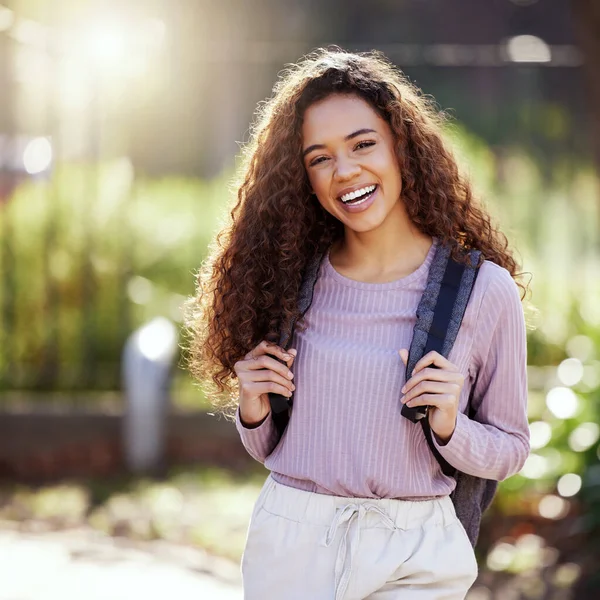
[259,474,458,530]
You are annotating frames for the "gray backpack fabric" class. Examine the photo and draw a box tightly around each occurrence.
[269,241,497,546]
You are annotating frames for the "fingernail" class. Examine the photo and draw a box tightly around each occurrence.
[289,349,297,356]
[411,369,415,376]
[287,371,294,379]
[283,354,292,360]
[401,385,406,393]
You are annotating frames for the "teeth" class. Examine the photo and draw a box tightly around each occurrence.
[340,185,376,203]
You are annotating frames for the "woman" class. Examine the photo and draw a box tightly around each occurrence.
[186,48,530,600]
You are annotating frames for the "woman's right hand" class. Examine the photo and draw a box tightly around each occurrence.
[234,340,297,427]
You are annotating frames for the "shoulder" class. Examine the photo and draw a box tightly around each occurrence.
[467,259,524,354]
[474,260,521,311]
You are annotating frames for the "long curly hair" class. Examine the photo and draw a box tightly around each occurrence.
[185,47,527,415]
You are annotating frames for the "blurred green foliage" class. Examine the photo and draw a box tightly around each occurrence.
[0,158,230,393]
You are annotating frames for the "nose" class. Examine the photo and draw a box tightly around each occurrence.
[334,155,361,182]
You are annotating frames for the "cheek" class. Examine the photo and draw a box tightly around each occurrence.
[378,154,402,195]
[377,150,402,179]
[308,169,329,195]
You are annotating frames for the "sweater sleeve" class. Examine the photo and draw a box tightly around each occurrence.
[235,406,280,464]
[433,265,530,480]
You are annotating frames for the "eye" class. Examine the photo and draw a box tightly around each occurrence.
[308,155,329,167]
[355,140,376,151]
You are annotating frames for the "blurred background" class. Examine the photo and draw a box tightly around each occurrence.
[0,0,599,598]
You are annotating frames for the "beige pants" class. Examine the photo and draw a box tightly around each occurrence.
[241,475,478,600]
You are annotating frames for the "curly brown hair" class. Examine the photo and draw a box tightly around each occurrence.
[185,47,527,415]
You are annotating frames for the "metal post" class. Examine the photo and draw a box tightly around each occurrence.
[122,316,178,475]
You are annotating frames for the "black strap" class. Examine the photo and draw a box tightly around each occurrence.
[417,257,466,477]
[270,388,291,438]
[269,251,324,438]
[418,253,480,478]
[421,415,456,477]
[423,259,464,355]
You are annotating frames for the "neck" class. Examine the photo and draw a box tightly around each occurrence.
[330,202,433,278]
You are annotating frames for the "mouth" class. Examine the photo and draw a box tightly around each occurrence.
[337,184,378,206]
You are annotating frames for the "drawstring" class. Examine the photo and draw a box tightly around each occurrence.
[321,503,397,600]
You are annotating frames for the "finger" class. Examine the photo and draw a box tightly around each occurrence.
[240,354,295,382]
[243,339,273,360]
[244,340,294,363]
[402,367,463,394]
[402,381,459,404]
[398,349,409,366]
[404,393,455,409]
[271,350,298,374]
[411,351,455,376]
[246,380,294,398]
[245,369,296,393]
[284,348,297,369]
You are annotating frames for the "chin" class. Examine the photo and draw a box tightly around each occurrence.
[344,219,386,234]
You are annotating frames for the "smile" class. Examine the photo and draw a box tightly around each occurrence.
[339,184,378,205]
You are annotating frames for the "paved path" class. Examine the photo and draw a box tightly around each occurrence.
[0,528,242,600]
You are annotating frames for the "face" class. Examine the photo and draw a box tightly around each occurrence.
[301,93,403,234]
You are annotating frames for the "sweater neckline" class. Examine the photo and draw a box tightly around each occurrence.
[323,237,438,290]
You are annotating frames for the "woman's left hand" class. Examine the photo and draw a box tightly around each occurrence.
[398,349,465,444]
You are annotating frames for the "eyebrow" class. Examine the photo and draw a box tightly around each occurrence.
[302,128,377,159]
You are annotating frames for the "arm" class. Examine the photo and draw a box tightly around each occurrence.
[433,267,530,480]
[235,405,280,463]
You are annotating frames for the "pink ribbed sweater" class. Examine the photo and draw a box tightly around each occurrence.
[235,240,530,499]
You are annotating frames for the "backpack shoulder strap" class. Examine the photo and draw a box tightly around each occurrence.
[402,244,481,476]
[270,249,326,437]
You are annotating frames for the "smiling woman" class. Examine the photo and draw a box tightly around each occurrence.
[185,47,530,600]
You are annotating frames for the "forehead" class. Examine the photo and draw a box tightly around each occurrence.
[301,94,385,141]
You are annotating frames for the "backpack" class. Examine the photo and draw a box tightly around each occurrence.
[268,241,497,547]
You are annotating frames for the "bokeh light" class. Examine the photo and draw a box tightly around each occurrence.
[565,334,594,362]
[557,358,584,386]
[568,422,600,452]
[136,317,177,362]
[546,387,579,419]
[538,495,569,520]
[529,421,552,450]
[581,361,600,390]
[520,453,549,479]
[486,542,515,571]
[506,35,551,63]
[552,563,582,588]
[127,276,154,305]
[87,25,128,69]
[22,137,52,175]
[557,473,582,497]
